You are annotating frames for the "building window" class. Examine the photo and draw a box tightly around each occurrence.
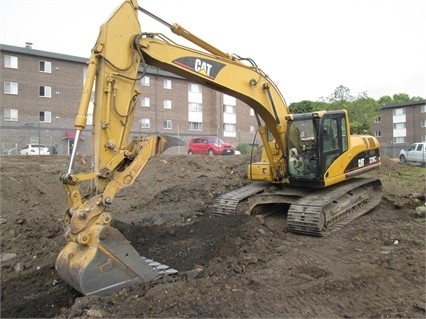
[39,61,52,73]
[39,111,52,123]
[188,83,201,93]
[189,103,202,112]
[374,116,381,123]
[374,131,381,137]
[393,122,406,129]
[140,76,150,86]
[392,108,405,116]
[163,79,172,89]
[39,86,52,98]
[163,99,172,109]
[4,82,18,95]
[421,105,426,113]
[250,125,255,133]
[422,135,426,142]
[140,118,150,128]
[189,122,202,131]
[140,97,150,107]
[4,55,18,69]
[393,137,406,144]
[250,108,255,116]
[223,123,236,132]
[164,119,172,129]
[421,120,426,128]
[4,108,18,121]
[223,105,236,114]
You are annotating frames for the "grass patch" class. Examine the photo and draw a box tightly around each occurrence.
[394,166,426,193]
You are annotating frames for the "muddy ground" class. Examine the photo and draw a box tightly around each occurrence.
[0,154,425,318]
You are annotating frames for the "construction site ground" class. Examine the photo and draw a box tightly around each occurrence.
[0,154,425,318]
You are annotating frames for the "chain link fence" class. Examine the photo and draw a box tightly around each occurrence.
[379,143,408,159]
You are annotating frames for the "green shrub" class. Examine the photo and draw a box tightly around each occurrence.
[236,143,259,155]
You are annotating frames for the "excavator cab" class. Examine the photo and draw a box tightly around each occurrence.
[286,110,350,188]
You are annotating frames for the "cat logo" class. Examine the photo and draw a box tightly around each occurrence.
[194,59,212,76]
[173,57,225,80]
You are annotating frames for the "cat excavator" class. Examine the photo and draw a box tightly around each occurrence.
[56,0,382,296]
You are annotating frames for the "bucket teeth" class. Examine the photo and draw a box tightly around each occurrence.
[155,264,170,270]
[141,256,178,276]
[162,268,178,275]
[149,261,161,267]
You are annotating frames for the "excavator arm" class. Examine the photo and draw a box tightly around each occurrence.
[57,0,183,295]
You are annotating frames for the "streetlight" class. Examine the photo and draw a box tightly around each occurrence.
[38,112,41,155]
[24,117,41,154]
[177,125,180,155]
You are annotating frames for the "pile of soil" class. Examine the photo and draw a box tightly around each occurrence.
[1,154,425,318]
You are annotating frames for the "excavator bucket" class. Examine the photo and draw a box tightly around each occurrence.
[56,225,177,296]
[56,135,183,296]
[157,135,186,152]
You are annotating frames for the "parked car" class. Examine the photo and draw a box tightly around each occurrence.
[188,136,235,155]
[19,144,50,155]
[3,147,17,155]
[399,142,426,166]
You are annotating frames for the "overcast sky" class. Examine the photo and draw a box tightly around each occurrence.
[1,0,425,103]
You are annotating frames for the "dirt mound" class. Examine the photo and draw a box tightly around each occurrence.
[1,155,425,318]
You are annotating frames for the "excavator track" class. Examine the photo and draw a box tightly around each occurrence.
[212,178,382,237]
[212,182,269,215]
[287,178,382,236]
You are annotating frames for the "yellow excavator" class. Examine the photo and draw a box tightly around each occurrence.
[56,0,382,296]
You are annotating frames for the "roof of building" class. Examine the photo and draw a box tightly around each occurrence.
[0,43,181,78]
[1,43,88,63]
[380,99,426,109]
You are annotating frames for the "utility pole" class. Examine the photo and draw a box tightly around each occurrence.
[37,112,42,155]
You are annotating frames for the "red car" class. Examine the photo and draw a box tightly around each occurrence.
[188,136,235,155]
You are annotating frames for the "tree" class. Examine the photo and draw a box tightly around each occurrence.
[410,96,425,101]
[326,85,354,103]
[378,94,424,105]
[290,86,423,134]
[289,100,315,114]
[346,96,379,134]
[392,93,411,104]
[289,101,329,114]
[325,86,379,134]
[377,95,393,105]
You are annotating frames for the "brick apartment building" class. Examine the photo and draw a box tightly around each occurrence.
[0,44,258,155]
[1,44,425,158]
[371,100,426,157]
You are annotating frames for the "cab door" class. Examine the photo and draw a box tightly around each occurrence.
[319,113,347,175]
